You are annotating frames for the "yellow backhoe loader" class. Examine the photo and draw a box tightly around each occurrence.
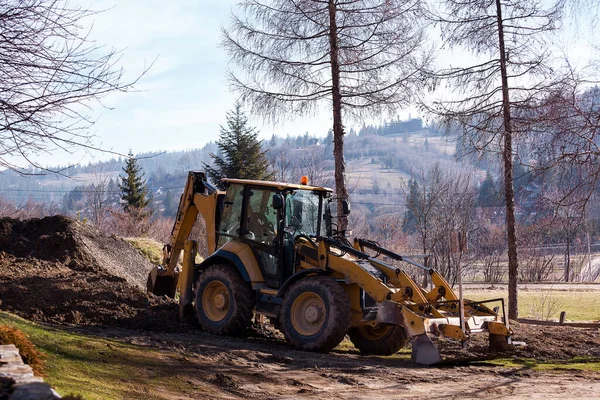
[147,171,514,364]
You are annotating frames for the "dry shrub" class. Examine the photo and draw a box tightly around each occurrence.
[0,198,61,220]
[530,291,562,321]
[146,216,176,244]
[520,254,556,282]
[102,207,176,244]
[477,250,505,284]
[0,325,45,376]
[105,207,152,237]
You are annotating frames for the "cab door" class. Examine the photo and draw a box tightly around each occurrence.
[241,186,282,288]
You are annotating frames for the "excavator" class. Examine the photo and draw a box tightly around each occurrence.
[147,171,514,364]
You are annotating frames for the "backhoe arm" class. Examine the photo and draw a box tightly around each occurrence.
[148,171,221,297]
[163,171,220,275]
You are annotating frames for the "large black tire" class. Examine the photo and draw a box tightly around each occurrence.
[280,276,351,352]
[194,264,255,335]
[348,324,408,355]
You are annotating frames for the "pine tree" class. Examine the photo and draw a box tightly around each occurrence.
[477,171,497,207]
[204,102,273,189]
[402,179,421,234]
[119,151,151,213]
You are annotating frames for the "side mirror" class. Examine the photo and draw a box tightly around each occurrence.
[272,194,284,210]
[342,199,351,215]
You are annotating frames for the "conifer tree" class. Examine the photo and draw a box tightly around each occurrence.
[402,179,421,234]
[205,103,273,189]
[477,172,497,207]
[119,151,151,213]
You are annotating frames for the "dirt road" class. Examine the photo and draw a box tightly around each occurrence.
[80,324,600,400]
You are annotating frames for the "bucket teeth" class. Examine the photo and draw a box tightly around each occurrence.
[411,334,442,365]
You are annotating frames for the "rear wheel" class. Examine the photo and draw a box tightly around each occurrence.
[194,265,255,335]
[348,324,408,355]
[280,276,350,352]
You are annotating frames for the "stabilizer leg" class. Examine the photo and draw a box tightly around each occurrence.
[489,333,515,353]
[411,334,442,365]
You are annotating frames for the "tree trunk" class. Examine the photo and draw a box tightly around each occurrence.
[495,0,519,320]
[565,240,571,282]
[328,0,349,235]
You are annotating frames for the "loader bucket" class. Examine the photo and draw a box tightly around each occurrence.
[375,299,513,365]
[147,266,179,298]
[409,332,514,365]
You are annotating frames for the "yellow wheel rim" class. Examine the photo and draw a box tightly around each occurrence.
[202,281,230,322]
[358,324,391,340]
[290,292,326,336]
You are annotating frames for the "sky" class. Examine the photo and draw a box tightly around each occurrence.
[13,0,600,168]
[27,0,342,168]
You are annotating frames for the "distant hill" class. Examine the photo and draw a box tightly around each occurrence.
[0,120,477,221]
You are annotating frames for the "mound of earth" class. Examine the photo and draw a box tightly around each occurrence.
[0,216,177,330]
[511,322,600,360]
[434,321,600,362]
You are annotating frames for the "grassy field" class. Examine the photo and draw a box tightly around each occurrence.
[0,313,201,400]
[465,287,600,321]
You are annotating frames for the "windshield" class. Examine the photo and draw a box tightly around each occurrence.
[285,189,327,237]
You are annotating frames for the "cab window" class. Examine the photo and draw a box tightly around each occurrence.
[285,189,321,237]
[244,188,278,245]
[217,183,244,247]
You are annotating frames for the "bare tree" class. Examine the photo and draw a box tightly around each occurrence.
[402,164,477,285]
[268,147,296,182]
[426,0,564,319]
[0,0,145,172]
[402,166,446,259]
[527,82,600,211]
[299,145,333,187]
[223,0,432,233]
[83,172,119,232]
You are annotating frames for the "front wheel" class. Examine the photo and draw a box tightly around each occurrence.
[280,276,350,352]
[194,265,255,335]
[348,324,408,355]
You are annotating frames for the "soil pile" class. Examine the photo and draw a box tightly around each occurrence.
[434,321,600,362]
[511,322,600,360]
[0,216,177,330]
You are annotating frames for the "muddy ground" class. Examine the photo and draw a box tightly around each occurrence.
[1,216,599,398]
[76,322,600,399]
[0,216,177,330]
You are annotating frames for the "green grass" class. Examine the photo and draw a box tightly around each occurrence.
[0,312,211,400]
[465,288,600,321]
[123,237,164,266]
[123,237,203,266]
[485,356,600,372]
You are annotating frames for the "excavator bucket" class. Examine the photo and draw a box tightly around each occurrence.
[147,265,179,298]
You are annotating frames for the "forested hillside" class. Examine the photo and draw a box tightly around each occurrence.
[0,118,454,216]
[2,115,600,284]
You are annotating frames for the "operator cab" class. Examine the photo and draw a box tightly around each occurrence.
[216,179,333,288]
